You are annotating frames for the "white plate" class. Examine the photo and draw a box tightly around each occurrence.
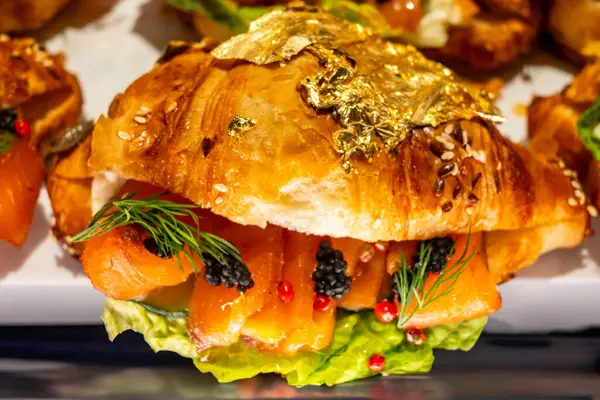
[0,0,598,332]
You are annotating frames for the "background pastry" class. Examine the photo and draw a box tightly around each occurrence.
[0,35,82,246]
[544,0,600,64]
[168,0,540,70]
[0,0,72,33]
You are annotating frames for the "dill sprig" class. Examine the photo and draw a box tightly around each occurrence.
[71,192,242,271]
[393,230,475,328]
[0,130,18,155]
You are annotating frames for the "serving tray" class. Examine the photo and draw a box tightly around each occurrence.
[1,0,598,333]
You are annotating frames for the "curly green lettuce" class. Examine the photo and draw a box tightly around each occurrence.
[577,94,600,161]
[103,299,487,386]
[167,0,388,36]
[168,0,274,35]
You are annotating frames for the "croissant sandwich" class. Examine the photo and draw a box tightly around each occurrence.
[49,7,589,386]
[529,60,600,211]
[544,0,600,64]
[168,0,539,70]
[0,35,81,246]
[0,0,71,33]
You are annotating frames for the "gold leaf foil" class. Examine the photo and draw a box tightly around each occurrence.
[212,5,503,171]
[228,115,257,137]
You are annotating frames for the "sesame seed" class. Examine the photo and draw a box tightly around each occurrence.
[579,196,586,206]
[443,141,455,150]
[441,151,454,161]
[166,101,178,113]
[587,205,598,217]
[214,183,228,193]
[450,164,459,176]
[117,130,132,140]
[134,116,148,124]
[452,184,462,200]
[434,178,445,197]
[574,189,585,199]
[568,198,577,207]
[430,141,445,157]
[438,163,455,177]
[557,159,565,169]
[435,136,455,150]
[205,202,211,208]
[465,207,474,215]
[64,236,73,244]
[214,196,224,205]
[496,162,502,171]
[462,131,468,146]
[441,201,453,213]
[424,126,434,135]
[136,106,151,116]
[443,124,454,135]
[571,180,582,190]
[467,193,479,205]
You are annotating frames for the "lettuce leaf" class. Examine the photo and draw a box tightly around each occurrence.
[167,0,391,37]
[103,299,485,386]
[577,94,600,161]
[167,0,275,35]
[425,316,487,351]
[318,0,388,29]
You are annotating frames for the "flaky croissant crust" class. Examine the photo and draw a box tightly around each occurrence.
[0,36,82,148]
[0,0,71,33]
[88,44,587,242]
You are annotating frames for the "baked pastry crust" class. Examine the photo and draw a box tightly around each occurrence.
[528,61,600,210]
[0,0,71,33]
[0,36,82,149]
[546,0,600,64]
[427,0,540,70]
[86,45,586,245]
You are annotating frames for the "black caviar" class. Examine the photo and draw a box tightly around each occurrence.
[143,237,172,259]
[203,252,254,293]
[393,236,455,299]
[312,241,352,300]
[420,237,455,274]
[0,108,17,132]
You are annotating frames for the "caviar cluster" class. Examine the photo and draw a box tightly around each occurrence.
[143,237,172,259]
[420,237,455,274]
[313,241,352,300]
[393,236,455,299]
[203,252,254,293]
[0,108,17,132]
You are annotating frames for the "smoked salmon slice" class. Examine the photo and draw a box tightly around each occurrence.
[81,225,199,300]
[0,139,44,246]
[188,223,283,349]
[80,181,215,300]
[243,231,340,355]
[277,231,336,355]
[389,233,501,328]
[338,250,387,310]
